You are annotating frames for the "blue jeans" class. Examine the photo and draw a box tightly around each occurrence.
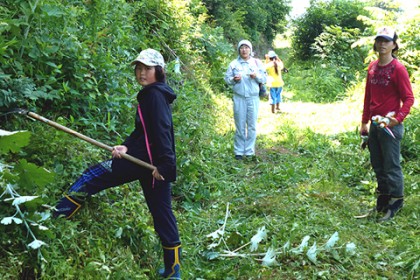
[368,123,404,197]
[269,87,283,105]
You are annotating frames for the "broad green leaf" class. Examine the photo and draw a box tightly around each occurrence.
[14,159,54,188]
[41,5,65,17]
[0,130,31,155]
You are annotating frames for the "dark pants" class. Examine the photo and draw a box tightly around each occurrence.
[368,123,404,197]
[54,158,180,247]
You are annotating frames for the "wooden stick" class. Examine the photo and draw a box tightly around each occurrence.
[26,111,155,171]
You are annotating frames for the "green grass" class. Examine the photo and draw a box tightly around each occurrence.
[172,90,419,279]
[1,84,418,279]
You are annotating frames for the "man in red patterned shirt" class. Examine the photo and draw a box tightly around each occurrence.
[360,27,415,222]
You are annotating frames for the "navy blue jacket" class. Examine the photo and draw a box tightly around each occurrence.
[123,82,177,182]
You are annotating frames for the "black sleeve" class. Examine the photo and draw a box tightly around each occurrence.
[144,91,176,181]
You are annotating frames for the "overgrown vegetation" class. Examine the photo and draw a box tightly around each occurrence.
[1,0,419,279]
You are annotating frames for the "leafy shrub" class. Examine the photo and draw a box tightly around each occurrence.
[291,0,369,60]
[283,61,347,103]
[401,106,419,161]
[1,130,55,278]
[312,25,368,83]
[0,76,58,108]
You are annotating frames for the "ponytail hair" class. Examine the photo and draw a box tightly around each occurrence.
[270,57,279,75]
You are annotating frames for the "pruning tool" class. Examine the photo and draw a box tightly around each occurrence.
[5,108,155,171]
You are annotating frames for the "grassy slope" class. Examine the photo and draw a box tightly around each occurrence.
[9,84,417,279]
[178,86,419,279]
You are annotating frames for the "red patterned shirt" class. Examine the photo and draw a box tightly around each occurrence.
[362,59,414,123]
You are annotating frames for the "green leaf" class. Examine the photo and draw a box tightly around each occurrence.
[206,252,220,260]
[292,235,310,254]
[306,242,318,264]
[115,227,123,238]
[250,226,267,252]
[262,247,278,267]
[345,242,356,256]
[1,217,23,225]
[14,159,55,188]
[12,195,39,206]
[41,5,65,17]
[325,231,339,251]
[28,239,46,250]
[0,130,31,155]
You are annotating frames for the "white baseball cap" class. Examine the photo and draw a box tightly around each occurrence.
[131,48,165,68]
[268,50,277,58]
[375,27,395,41]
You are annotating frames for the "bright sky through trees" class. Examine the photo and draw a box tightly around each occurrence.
[290,0,310,18]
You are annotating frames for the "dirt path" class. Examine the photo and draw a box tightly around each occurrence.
[257,94,363,136]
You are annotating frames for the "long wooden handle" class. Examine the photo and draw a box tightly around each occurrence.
[26,111,156,171]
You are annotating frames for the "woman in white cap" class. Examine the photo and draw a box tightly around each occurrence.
[360,27,415,222]
[265,50,285,113]
[224,40,267,160]
[53,49,181,278]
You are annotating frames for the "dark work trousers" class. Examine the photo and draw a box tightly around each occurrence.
[54,158,180,247]
[368,123,404,197]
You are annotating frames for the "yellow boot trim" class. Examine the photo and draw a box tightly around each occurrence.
[162,245,181,275]
[64,194,82,219]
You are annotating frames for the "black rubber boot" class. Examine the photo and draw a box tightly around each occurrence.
[378,197,403,222]
[376,193,391,213]
[158,245,181,279]
[53,194,84,219]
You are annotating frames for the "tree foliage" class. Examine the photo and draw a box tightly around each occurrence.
[292,0,369,60]
[0,0,419,278]
[202,0,292,54]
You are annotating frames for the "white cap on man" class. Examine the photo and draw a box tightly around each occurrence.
[375,27,395,41]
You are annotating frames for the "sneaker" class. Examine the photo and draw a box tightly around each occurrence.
[235,155,243,160]
[378,197,403,222]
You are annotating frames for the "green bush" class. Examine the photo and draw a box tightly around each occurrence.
[283,61,347,103]
[291,0,369,60]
